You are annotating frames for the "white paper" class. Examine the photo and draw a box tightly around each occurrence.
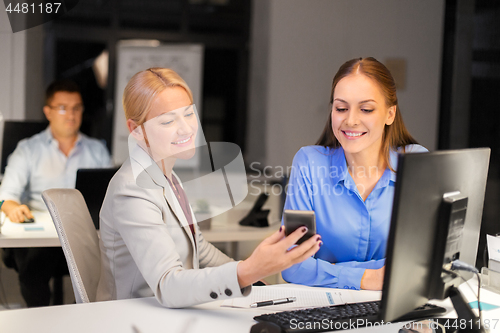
[487,234,500,262]
[221,286,355,311]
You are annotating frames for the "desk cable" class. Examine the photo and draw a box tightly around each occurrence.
[443,260,483,327]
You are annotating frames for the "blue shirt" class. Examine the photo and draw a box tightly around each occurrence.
[281,144,427,290]
[0,127,112,211]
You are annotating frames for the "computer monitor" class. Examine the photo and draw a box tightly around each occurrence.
[380,148,490,325]
[1,120,48,174]
[75,167,119,229]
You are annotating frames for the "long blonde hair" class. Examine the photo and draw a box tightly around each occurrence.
[316,57,417,170]
[123,68,193,125]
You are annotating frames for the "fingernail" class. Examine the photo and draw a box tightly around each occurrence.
[319,241,323,247]
[316,235,321,242]
[279,226,283,232]
[301,227,308,233]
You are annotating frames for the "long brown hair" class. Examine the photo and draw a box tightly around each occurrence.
[316,57,417,170]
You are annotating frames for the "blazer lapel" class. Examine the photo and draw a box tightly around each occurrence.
[130,144,197,254]
[163,183,198,268]
[172,176,201,268]
[162,183,188,228]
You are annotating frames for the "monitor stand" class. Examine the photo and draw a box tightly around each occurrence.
[448,286,486,333]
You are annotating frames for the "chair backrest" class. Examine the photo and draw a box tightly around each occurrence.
[42,189,101,303]
[75,167,119,229]
[1,120,48,174]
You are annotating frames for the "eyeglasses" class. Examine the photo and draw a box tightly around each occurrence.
[48,105,85,115]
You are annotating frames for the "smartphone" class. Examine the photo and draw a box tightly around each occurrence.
[283,210,316,244]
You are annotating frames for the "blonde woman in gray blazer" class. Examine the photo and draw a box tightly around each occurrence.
[97,68,322,308]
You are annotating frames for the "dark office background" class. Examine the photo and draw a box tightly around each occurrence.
[41,0,499,268]
[44,0,250,153]
[439,0,500,268]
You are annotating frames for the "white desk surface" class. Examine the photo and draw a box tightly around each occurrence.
[0,211,60,248]
[0,285,384,333]
[2,282,499,333]
[0,191,280,248]
[203,196,280,243]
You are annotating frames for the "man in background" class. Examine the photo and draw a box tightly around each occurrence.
[0,79,111,307]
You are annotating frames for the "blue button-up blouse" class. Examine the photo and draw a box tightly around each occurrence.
[281,144,427,290]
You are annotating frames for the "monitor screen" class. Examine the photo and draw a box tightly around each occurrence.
[1,121,48,174]
[380,148,490,322]
[75,167,119,229]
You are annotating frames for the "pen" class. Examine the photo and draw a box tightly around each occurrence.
[131,324,143,333]
[250,297,296,308]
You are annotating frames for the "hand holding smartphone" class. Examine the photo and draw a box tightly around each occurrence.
[283,210,316,244]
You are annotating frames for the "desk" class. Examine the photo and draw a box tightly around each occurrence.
[0,211,59,248]
[1,282,499,333]
[0,189,280,253]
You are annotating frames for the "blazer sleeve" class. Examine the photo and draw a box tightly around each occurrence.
[197,229,234,268]
[112,180,250,308]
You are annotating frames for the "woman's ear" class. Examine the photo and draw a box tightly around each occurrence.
[127,119,143,141]
[386,105,397,125]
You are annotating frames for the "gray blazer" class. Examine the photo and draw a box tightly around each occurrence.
[96,144,251,308]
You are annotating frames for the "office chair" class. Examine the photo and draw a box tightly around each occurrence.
[42,189,101,303]
[1,120,48,174]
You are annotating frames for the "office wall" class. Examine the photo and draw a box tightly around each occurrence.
[0,11,44,121]
[247,0,445,169]
[0,11,27,122]
[0,9,45,165]
[24,26,45,121]
[1,1,446,170]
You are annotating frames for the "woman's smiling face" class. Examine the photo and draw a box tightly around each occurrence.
[331,73,396,156]
[141,86,198,162]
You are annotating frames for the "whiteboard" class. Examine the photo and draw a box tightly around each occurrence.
[112,43,204,166]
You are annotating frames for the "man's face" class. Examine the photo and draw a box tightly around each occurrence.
[43,91,83,139]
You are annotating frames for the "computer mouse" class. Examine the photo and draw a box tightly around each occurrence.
[249,322,284,333]
[23,217,35,223]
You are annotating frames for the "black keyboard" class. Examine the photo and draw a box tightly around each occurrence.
[253,301,447,332]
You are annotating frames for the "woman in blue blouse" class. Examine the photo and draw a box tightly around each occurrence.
[281,57,427,291]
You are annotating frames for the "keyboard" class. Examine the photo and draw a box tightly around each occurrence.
[253,301,447,332]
